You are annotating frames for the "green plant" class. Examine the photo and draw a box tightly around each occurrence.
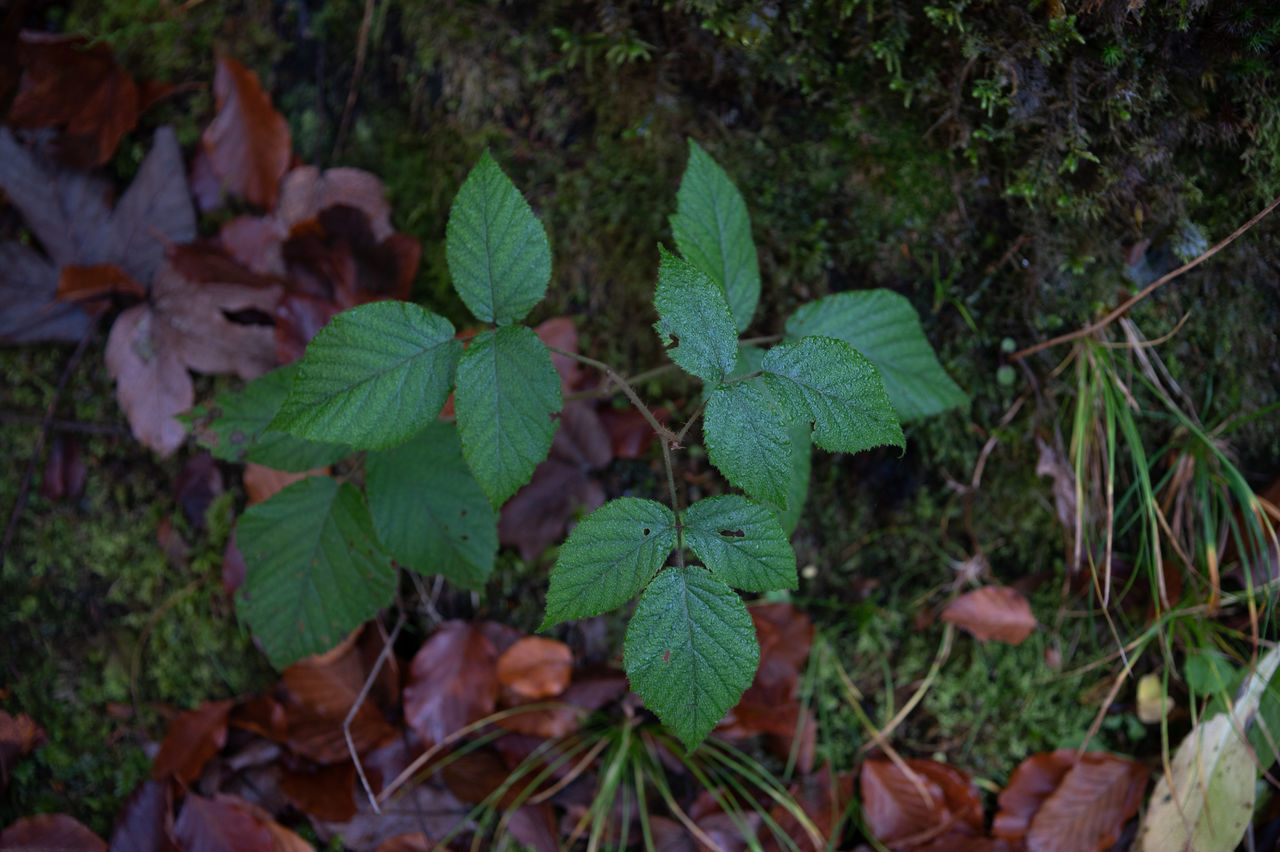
[192,140,965,750]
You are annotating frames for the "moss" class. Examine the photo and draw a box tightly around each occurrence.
[0,345,273,836]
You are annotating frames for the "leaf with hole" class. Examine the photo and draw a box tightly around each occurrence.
[786,290,966,421]
[762,335,903,455]
[682,496,796,592]
[541,497,676,629]
[271,301,461,450]
[670,139,759,332]
[236,476,396,668]
[455,324,562,508]
[652,246,739,384]
[366,421,497,590]
[446,150,551,325]
[623,566,758,750]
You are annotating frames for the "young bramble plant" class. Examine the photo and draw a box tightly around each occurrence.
[189,141,965,750]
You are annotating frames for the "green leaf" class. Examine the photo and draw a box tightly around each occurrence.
[446,150,551,325]
[541,497,676,629]
[762,335,904,455]
[768,420,811,535]
[682,496,796,592]
[366,421,497,590]
[653,246,739,384]
[271,301,461,450]
[703,380,792,507]
[670,139,759,332]
[455,324,562,508]
[184,364,351,471]
[786,290,966,421]
[237,477,397,668]
[623,566,758,750]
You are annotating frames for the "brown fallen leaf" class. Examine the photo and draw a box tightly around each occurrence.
[403,621,502,746]
[860,757,984,849]
[243,465,329,506]
[201,56,292,209]
[109,778,178,852]
[105,305,196,457]
[0,710,45,795]
[55,263,146,316]
[7,31,144,167]
[496,637,574,700]
[279,759,357,822]
[0,123,193,343]
[151,699,234,785]
[39,434,86,502]
[993,750,1148,851]
[0,813,107,851]
[940,585,1037,645]
[760,767,853,852]
[173,793,276,852]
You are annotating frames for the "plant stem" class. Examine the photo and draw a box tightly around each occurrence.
[661,439,685,570]
[547,346,679,446]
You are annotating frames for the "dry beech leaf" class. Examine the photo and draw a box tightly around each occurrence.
[243,465,330,506]
[496,637,574,700]
[8,31,141,167]
[105,305,194,456]
[109,779,178,852]
[150,699,234,785]
[940,586,1037,645]
[173,793,275,852]
[279,760,357,822]
[281,629,398,763]
[0,813,107,851]
[860,757,984,849]
[1006,752,1148,852]
[201,56,291,209]
[403,621,501,746]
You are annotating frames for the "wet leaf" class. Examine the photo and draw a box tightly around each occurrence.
[0,813,107,851]
[1022,753,1148,852]
[109,779,177,852]
[496,637,574,700]
[201,57,291,208]
[151,699,233,784]
[860,757,984,848]
[279,759,357,822]
[173,793,275,852]
[403,621,501,746]
[940,586,1037,645]
[8,32,143,167]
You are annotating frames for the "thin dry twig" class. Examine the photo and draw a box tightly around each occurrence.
[332,0,377,159]
[1011,195,1280,361]
[345,610,406,814]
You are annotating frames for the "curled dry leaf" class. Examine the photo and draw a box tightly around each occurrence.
[860,757,984,849]
[994,751,1148,852]
[403,621,501,746]
[201,57,291,209]
[940,586,1037,645]
[151,699,234,785]
[0,813,107,851]
[497,637,574,700]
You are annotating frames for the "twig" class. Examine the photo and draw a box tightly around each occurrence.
[0,413,130,435]
[1011,195,1280,361]
[332,0,377,160]
[547,346,678,446]
[345,611,406,815]
[1,321,98,565]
